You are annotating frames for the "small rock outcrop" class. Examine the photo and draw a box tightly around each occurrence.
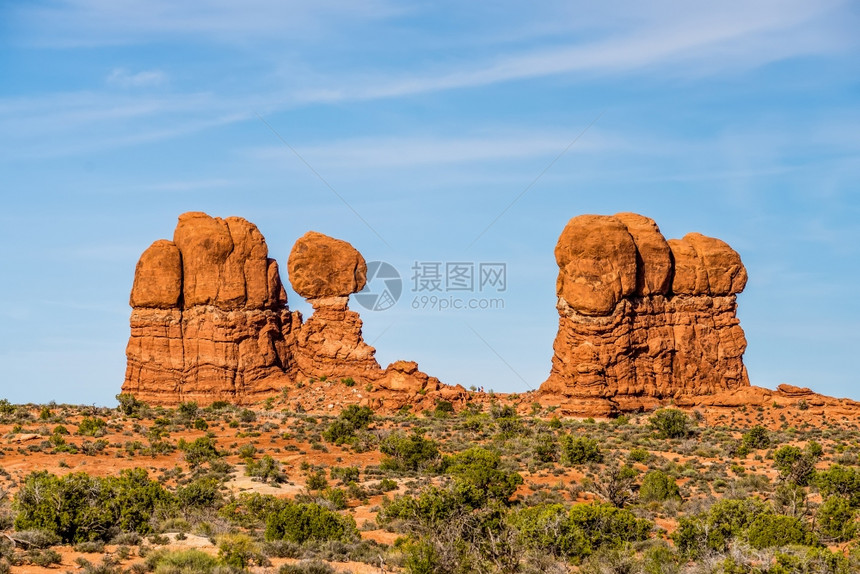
[540,212,749,416]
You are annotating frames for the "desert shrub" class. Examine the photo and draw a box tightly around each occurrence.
[377,486,463,529]
[628,448,651,463]
[145,548,218,573]
[306,470,329,491]
[238,408,257,423]
[322,405,374,445]
[379,432,440,472]
[246,455,284,484]
[10,529,61,548]
[639,470,681,502]
[774,444,821,486]
[747,513,815,548]
[77,416,108,437]
[14,468,171,543]
[115,393,145,417]
[175,476,223,510]
[673,498,771,557]
[28,548,62,567]
[279,561,336,574]
[773,482,808,518]
[649,409,690,439]
[560,435,602,465]
[321,487,348,510]
[219,492,285,528]
[495,415,526,438]
[589,464,638,508]
[742,425,771,450]
[771,546,854,574]
[265,501,358,544]
[510,502,651,562]
[817,465,860,506]
[402,539,440,574]
[817,495,857,542]
[433,400,455,418]
[176,401,199,423]
[218,533,265,568]
[442,447,523,507]
[262,539,301,558]
[180,436,221,468]
[532,433,558,463]
[74,540,106,553]
[330,466,359,484]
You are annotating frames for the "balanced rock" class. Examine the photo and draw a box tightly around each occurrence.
[288,231,367,300]
[123,215,437,406]
[541,213,749,415]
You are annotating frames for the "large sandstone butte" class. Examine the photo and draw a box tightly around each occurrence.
[123,212,462,407]
[539,213,750,415]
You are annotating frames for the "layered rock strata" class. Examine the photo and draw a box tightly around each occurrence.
[540,212,749,415]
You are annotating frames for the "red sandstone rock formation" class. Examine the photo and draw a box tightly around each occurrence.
[124,212,298,405]
[540,213,750,416]
[123,213,461,407]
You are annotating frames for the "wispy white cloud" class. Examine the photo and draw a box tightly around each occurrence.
[106,68,166,88]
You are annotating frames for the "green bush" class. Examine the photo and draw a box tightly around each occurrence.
[403,540,440,574]
[532,433,558,463]
[511,502,651,562]
[442,447,523,508]
[628,448,651,463]
[639,470,681,502]
[322,405,374,445]
[673,498,770,557]
[181,436,221,468]
[747,513,815,548]
[265,501,357,544]
[14,468,171,543]
[28,548,62,567]
[377,486,463,529]
[145,548,218,573]
[218,533,264,569]
[817,465,860,507]
[379,432,440,472]
[77,416,108,437]
[817,495,857,542]
[742,425,771,450]
[175,476,222,509]
[246,455,284,484]
[773,444,821,486]
[560,435,602,465]
[649,409,690,439]
[115,393,145,417]
[279,561,336,574]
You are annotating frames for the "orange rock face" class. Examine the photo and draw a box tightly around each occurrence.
[124,213,297,405]
[540,213,750,416]
[123,214,438,406]
[288,231,367,299]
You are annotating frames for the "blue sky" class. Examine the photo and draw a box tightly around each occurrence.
[1,0,858,405]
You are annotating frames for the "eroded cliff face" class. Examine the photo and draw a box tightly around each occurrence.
[122,213,455,406]
[539,213,749,416]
